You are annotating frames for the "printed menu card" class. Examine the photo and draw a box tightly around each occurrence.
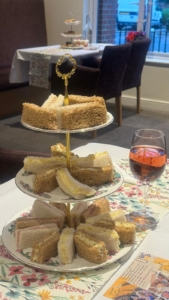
[95,252,169,300]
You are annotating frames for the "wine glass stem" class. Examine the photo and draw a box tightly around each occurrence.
[142,183,149,214]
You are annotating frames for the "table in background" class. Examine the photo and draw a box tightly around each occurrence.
[9,44,106,86]
[0,143,169,300]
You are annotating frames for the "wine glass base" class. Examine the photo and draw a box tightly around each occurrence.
[127,211,159,231]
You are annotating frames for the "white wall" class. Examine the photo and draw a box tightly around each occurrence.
[44,0,83,45]
[44,1,169,112]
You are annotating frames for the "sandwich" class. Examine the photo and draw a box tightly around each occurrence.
[70,151,113,169]
[58,227,75,264]
[51,143,76,157]
[33,168,58,193]
[74,230,107,264]
[56,168,96,200]
[15,223,59,249]
[81,198,111,222]
[41,93,64,109]
[70,202,88,228]
[15,217,62,230]
[23,155,66,174]
[31,230,60,264]
[114,222,136,244]
[70,166,114,186]
[68,95,106,106]
[31,199,65,229]
[86,210,126,226]
[50,202,68,223]
[77,223,120,252]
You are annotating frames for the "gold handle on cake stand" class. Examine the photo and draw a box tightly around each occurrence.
[56,54,76,225]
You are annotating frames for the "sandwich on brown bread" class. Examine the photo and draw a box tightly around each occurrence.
[81,198,110,222]
[70,151,113,169]
[50,202,68,223]
[33,168,58,193]
[70,166,114,186]
[15,217,62,230]
[74,230,107,264]
[114,222,136,244]
[70,202,88,228]
[86,210,126,227]
[77,223,120,252]
[31,230,60,264]
[31,199,65,229]
[68,95,105,107]
[15,223,59,250]
[58,227,75,264]
[56,168,96,200]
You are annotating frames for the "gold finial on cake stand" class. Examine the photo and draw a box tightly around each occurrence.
[56,53,76,170]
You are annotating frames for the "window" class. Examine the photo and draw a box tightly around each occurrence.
[83,0,169,55]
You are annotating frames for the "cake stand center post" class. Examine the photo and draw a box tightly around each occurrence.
[55,54,77,226]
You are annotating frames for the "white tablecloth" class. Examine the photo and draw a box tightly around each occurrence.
[0,143,169,300]
[9,45,105,84]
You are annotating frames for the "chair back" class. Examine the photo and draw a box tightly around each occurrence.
[96,43,132,100]
[122,38,151,91]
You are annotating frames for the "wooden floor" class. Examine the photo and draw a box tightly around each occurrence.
[0,85,50,119]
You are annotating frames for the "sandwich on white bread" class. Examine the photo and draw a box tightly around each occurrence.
[58,227,75,264]
[15,223,59,249]
[70,202,88,228]
[41,94,64,109]
[74,230,107,264]
[31,199,65,229]
[77,223,120,252]
[33,168,58,193]
[15,217,62,230]
[114,222,136,244]
[56,168,96,200]
[81,198,111,222]
[23,156,66,174]
[85,209,126,226]
[31,231,60,264]
[70,151,113,168]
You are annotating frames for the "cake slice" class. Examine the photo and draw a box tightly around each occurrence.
[15,224,59,249]
[56,168,96,199]
[15,217,62,230]
[81,198,110,222]
[58,227,75,264]
[33,168,58,193]
[70,166,114,186]
[31,199,65,229]
[74,230,107,264]
[31,231,60,264]
[70,202,88,228]
[77,223,120,252]
[114,222,136,244]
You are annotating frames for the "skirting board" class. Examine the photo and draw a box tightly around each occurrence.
[106,96,169,114]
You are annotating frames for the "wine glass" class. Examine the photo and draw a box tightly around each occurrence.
[128,129,167,229]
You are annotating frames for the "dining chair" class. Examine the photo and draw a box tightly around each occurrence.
[51,43,132,130]
[122,38,151,114]
[0,148,50,184]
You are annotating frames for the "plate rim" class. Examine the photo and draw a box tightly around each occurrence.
[21,112,114,133]
[15,164,124,203]
[2,207,134,272]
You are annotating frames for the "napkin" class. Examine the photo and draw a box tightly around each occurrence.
[113,162,137,185]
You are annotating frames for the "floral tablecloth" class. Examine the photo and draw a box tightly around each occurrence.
[0,159,169,300]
